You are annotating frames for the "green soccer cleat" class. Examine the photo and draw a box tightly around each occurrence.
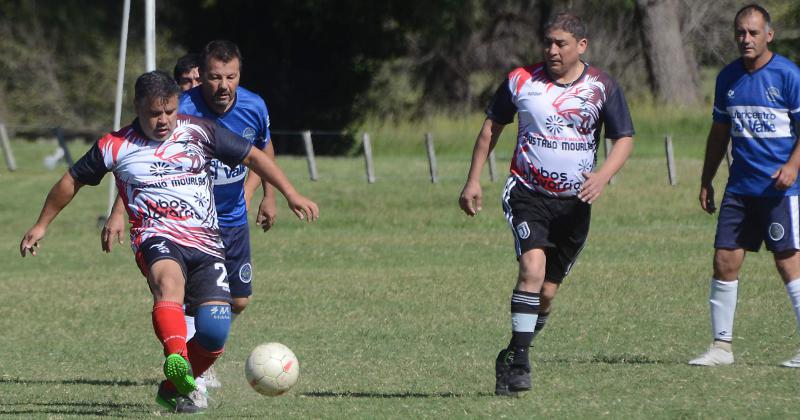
[155,380,204,414]
[163,353,197,395]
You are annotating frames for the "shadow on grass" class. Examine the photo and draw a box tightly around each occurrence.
[0,401,152,417]
[300,391,495,398]
[539,354,662,365]
[0,376,157,386]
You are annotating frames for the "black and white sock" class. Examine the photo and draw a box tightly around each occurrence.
[509,290,539,365]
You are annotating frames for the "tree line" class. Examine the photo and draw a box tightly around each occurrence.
[0,0,798,152]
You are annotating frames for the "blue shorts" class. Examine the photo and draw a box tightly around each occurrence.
[220,223,253,298]
[714,191,800,253]
[135,236,233,315]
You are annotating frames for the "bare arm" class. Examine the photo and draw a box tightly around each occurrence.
[578,136,633,204]
[458,118,506,216]
[699,122,732,213]
[20,171,85,256]
[244,141,277,231]
[241,146,318,222]
[101,194,127,252]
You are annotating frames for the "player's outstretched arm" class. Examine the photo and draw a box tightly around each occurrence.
[459,118,506,216]
[20,171,85,257]
[241,147,318,222]
[699,122,732,213]
[101,195,127,253]
[578,136,633,204]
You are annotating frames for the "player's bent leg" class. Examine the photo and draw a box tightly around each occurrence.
[187,303,230,380]
[148,259,187,303]
[533,281,559,341]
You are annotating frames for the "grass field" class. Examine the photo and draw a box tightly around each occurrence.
[3,116,800,418]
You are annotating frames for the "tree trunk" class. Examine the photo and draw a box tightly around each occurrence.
[636,0,700,105]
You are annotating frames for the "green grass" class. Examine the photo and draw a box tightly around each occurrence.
[2,128,800,418]
[357,102,711,160]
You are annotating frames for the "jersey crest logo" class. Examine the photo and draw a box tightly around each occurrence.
[552,76,606,135]
[769,223,785,241]
[727,89,735,99]
[242,127,257,141]
[239,263,253,283]
[516,222,531,240]
[766,87,782,102]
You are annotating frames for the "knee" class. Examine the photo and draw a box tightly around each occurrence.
[194,304,231,351]
[231,297,250,314]
[539,282,560,312]
[713,252,741,280]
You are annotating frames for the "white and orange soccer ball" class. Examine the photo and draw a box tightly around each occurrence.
[244,342,300,396]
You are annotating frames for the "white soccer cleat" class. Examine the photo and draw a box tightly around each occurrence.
[188,380,208,409]
[203,366,222,389]
[780,350,800,368]
[688,343,734,366]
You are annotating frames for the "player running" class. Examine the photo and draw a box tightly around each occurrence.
[20,70,318,414]
[458,13,634,395]
[689,4,800,367]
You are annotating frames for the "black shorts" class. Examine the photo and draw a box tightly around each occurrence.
[220,223,253,298]
[502,177,591,283]
[136,236,233,315]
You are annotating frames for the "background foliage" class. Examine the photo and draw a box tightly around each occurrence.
[1,0,798,141]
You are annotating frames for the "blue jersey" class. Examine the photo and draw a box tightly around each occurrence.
[180,86,271,226]
[713,54,800,196]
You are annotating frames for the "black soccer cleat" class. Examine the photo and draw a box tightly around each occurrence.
[155,380,205,414]
[507,365,531,392]
[495,348,532,396]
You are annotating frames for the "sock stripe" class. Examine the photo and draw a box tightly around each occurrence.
[511,295,541,305]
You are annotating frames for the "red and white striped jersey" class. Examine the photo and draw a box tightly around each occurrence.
[70,115,252,258]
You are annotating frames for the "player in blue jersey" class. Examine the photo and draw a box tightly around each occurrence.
[174,53,202,92]
[459,13,634,395]
[690,4,800,367]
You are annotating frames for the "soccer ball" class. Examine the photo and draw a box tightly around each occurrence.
[244,342,300,396]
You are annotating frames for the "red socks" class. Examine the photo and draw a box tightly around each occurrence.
[152,301,188,358]
[187,338,224,378]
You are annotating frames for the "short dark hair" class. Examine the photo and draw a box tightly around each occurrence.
[134,70,180,105]
[200,40,243,73]
[543,13,588,41]
[734,4,771,29]
[173,53,201,81]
